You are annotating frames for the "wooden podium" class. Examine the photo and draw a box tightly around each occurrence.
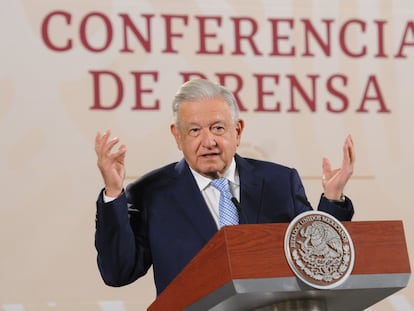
[148,221,411,311]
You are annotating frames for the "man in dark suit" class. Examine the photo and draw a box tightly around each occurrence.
[94,79,355,296]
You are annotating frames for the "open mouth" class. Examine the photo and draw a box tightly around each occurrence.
[201,153,220,158]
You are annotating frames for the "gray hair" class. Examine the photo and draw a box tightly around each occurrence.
[172,79,240,128]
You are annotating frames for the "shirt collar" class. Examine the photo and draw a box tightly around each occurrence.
[190,157,238,191]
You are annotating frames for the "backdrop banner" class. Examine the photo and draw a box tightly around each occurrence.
[1,1,413,310]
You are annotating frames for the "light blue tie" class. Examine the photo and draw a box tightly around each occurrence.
[211,178,239,228]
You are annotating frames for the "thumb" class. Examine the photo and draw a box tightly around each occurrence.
[322,157,332,176]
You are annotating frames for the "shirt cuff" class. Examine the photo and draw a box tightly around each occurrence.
[103,189,123,203]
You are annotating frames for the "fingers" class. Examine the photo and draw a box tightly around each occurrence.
[94,131,126,197]
[342,135,355,176]
[95,130,127,173]
[95,130,111,155]
[322,135,355,176]
[322,135,355,199]
[343,135,354,162]
[112,144,127,161]
[95,130,120,157]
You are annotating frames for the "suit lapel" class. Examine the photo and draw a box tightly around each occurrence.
[173,159,218,242]
[235,155,264,224]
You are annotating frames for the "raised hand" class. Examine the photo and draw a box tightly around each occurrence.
[322,135,355,200]
[95,130,126,198]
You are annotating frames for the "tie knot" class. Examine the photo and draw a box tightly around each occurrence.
[211,178,232,198]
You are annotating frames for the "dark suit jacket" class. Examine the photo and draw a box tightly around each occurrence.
[95,154,354,295]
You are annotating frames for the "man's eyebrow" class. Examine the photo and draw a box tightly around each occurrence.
[211,120,225,125]
[185,120,225,127]
[186,122,201,127]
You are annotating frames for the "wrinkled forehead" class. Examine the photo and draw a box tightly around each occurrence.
[177,98,236,125]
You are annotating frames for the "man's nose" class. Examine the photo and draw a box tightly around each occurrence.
[200,128,216,147]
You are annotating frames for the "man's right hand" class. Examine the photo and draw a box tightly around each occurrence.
[95,130,126,198]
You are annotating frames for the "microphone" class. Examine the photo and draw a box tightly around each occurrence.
[231,197,249,224]
[295,194,313,209]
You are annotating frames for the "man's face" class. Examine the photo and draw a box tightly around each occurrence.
[170,98,244,179]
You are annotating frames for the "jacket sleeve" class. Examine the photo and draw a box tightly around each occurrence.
[94,189,152,287]
[317,194,354,221]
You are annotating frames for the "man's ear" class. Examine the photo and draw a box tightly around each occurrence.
[235,119,244,146]
[170,123,183,150]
